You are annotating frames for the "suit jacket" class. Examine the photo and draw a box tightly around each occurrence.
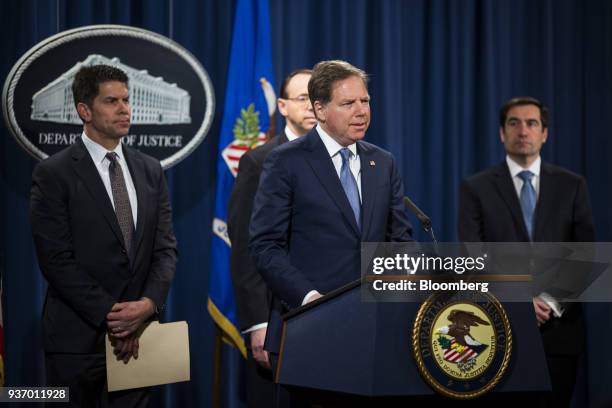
[249,128,413,352]
[458,160,594,354]
[228,133,288,331]
[30,137,178,353]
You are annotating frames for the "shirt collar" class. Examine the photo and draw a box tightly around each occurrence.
[81,132,125,165]
[284,126,300,142]
[316,125,358,158]
[506,155,541,178]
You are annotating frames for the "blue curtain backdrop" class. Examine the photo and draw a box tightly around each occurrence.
[1,0,611,407]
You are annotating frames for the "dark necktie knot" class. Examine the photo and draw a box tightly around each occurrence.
[106,152,120,172]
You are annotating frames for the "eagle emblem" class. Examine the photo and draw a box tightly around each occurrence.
[436,310,490,373]
[412,291,512,399]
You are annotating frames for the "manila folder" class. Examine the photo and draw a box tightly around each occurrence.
[105,321,190,392]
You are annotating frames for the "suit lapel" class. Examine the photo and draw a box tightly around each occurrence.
[533,162,553,241]
[358,142,377,238]
[278,132,289,145]
[71,138,126,248]
[493,162,530,241]
[124,146,147,256]
[303,130,361,236]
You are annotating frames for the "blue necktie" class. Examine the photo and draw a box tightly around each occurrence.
[339,148,361,229]
[518,170,536,240]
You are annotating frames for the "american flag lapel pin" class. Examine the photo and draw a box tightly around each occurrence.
[369,160,376,166]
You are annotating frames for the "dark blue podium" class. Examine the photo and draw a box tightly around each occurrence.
[275,279,550,398]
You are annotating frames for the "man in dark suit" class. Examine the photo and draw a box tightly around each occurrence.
[227,68,315,406]
[249,60,413,387]
[458,96,594,407]
[30,65,177,407]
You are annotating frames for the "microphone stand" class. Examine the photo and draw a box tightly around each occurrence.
[403,196,439,255]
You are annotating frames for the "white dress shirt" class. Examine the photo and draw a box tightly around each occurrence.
[284,125,300,142]
[81,132,138,227]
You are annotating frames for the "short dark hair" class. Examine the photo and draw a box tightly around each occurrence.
[72,64,129,109]
[499,96,549,129]
[308,60,368,107]
[280,69,313,99]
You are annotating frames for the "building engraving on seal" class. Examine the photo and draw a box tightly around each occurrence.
[30,54,191,125]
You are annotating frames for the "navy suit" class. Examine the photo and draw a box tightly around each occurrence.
[249,128,412,353]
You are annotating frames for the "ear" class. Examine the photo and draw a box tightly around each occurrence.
[542,127,548,144]
[499,127,506,144]
[76,102,92,123]
[314,101,326,122]
[277,98,288,118]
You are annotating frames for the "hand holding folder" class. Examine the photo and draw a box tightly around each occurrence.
[105,321,190,392]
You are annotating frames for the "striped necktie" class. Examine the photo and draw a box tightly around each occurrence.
[339,148,361,229]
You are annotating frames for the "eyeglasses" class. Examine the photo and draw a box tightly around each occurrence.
[283,95,311,106]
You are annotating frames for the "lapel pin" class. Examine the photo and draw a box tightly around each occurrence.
[369,160,376,166]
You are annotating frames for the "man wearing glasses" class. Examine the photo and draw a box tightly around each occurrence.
[228,69,315,407]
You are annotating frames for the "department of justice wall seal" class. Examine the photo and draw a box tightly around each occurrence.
[412,290,512,399]
[2,25,214,169]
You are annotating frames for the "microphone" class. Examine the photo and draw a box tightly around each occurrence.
[403,196,438,247]
[403,196,431,232]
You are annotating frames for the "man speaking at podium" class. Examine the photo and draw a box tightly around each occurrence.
[249,60,413,388]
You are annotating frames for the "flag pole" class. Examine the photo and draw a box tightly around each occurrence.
[212,324,222,408]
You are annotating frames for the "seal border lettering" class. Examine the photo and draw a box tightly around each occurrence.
[412,291,513,399]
